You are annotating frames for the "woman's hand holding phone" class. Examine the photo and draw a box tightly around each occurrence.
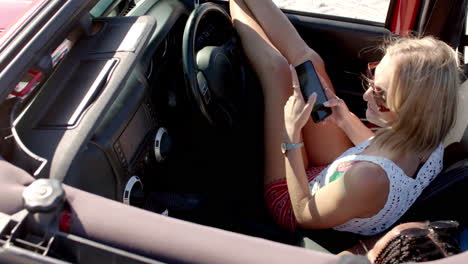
[284,65,316,143]
[284,65,353,141]
[319,76,352,128]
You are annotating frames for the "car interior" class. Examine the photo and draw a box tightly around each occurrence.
[1,0,468,263]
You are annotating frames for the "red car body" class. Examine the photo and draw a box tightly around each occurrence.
[0,0,48,47]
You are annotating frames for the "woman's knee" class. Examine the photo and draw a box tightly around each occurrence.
[258,53,293,104]
[268,53,290,79]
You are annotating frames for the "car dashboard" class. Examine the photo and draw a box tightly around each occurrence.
[8,0,192,204]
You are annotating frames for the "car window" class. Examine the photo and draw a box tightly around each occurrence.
[274,0,391,24]
[217,0,391,24]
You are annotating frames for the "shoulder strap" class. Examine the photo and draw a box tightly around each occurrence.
[414,144,444,186]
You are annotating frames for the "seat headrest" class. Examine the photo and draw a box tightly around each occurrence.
[444,76,468,148]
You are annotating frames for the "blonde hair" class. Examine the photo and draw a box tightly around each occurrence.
[373,36,461,157]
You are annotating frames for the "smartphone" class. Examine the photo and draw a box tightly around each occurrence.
[295,61,332,123]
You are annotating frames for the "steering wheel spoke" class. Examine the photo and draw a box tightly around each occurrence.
[196,72,211,104]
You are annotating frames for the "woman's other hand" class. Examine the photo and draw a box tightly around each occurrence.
[321,77,352,128]
[284,65,316,143]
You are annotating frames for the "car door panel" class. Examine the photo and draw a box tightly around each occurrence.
[288,14,392,117]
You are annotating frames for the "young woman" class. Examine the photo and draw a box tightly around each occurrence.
[229,0,460,235]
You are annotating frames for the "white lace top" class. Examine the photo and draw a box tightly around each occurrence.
[309,139,444,236]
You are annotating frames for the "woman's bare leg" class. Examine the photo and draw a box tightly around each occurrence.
[235,0,353,166]
[230,0,307,185]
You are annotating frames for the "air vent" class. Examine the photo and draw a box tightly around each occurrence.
[121,1,137,16]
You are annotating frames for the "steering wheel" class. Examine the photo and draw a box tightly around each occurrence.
[182,3,247,128]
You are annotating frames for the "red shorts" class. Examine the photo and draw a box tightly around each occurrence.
[264,166,326,231]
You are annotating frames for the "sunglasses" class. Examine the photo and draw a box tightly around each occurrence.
[427,220,460,237]
[366,62,390,112]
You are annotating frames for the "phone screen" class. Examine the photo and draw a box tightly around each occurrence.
[295,61,332,123]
